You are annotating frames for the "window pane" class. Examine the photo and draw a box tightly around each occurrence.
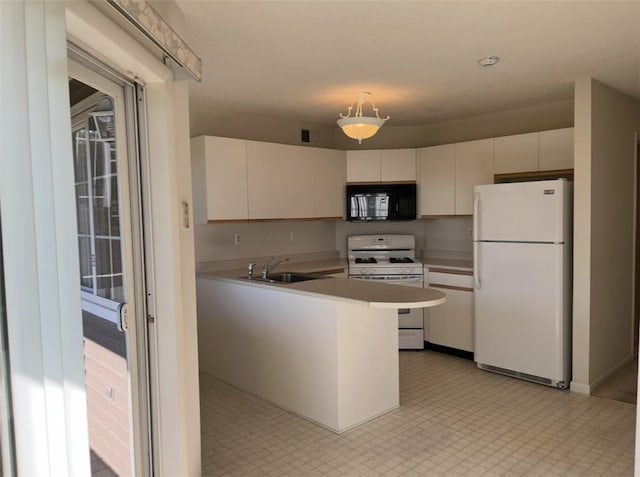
[78,236,93,290]
[109,175,120,237]
[73,128,88,183]
[75,183,90,235]
[72,96,122,301]
[95,238,123,301]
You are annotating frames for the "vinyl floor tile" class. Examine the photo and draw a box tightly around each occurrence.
[200,350,636,476]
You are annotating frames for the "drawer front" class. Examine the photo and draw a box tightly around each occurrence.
[399,329,424,349]
[428,271,473,290]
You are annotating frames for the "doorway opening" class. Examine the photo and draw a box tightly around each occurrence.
[69,54,152,476]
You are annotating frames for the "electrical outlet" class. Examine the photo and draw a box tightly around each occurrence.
[234,233,241,245]
[289,231,295,242]
[468,228,473,238]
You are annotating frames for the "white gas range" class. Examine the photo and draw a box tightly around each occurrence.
[347,234,425,349]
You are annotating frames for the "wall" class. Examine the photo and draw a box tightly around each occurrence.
[572,78,639,393]
[422,217,473,259]
[191,99,573,151]
[190,108,338,148]
[195,216,473,264]
[334,99,574,150]
[195,221,337,263]
[84,340,131,477]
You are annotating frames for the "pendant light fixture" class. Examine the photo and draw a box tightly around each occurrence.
[337,92,389,144]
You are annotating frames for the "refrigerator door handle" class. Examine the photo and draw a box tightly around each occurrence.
[473,191,480,289]
[473,191,479,241]
[474,242,481,289]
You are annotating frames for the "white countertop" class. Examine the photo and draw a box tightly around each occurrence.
[198,273,446,309]
[422,257,473,272]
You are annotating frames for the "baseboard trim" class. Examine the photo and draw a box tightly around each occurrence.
[424,342,474,360]
[570,381,591,394]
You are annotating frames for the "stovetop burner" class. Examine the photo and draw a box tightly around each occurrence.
[355,257,377,264]
[390,257,414,264]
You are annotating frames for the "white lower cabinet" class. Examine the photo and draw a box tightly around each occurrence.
[425,268,474,352]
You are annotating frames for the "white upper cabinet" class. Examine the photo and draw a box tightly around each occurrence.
[494,132,539,174]
[454,139,494,215]
[380,149,416,181]
[246,141,315,219]
[346,149,416,182]
[419,140,493,217]
[539,127,574,171]
[494,128,574,174]
[418,144,455,216]
[193,136,343,221]
[312,148,346,218]
[346,150,381,182]
[190,136,248,223]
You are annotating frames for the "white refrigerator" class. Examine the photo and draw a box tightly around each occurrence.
[473,179,572,388]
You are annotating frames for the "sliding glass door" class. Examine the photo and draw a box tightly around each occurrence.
[69,56,151,476]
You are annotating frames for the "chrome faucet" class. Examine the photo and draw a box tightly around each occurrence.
[261,256,289,280]
[247,261,256,280]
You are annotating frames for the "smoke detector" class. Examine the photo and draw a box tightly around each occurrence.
[478,56,500,67]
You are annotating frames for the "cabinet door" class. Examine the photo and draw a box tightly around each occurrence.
[191,136,248,223]
[494,132,539,174]
[346,150,381,182]
[539,127,574,171]
[312,148,345,218]
[454,139,494,215]
[288,146,317,218]
[418,145,455,216]
[380,149,416,182]
[246,141,287,219]
[247,141,314,219]
[428,288,474,352]
[427,271,474,352]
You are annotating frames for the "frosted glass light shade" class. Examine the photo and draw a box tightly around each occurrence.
[337,116,385,143]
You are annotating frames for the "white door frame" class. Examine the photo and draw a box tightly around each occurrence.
[1,1,201,476]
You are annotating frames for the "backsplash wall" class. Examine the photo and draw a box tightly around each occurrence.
[195,217,473,264]
[194,220,338,263]
[422,217,473,259]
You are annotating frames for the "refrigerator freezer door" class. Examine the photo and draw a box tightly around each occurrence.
[474,242,568,383]
[474,180,569,243]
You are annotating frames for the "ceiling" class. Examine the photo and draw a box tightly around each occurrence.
[177,1,640,130]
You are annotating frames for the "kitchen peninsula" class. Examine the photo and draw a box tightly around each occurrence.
[196,273,445,433]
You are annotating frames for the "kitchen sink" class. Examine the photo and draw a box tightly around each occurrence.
[267,272,326,283]
[241,272,327,284]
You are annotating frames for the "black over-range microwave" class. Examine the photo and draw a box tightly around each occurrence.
[346,183,417,221]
